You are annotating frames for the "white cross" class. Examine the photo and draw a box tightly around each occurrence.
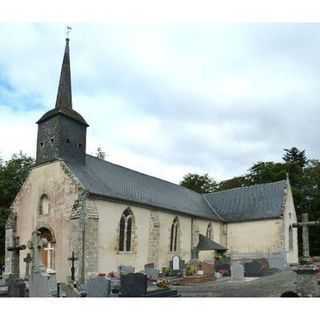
[43,242,55,270]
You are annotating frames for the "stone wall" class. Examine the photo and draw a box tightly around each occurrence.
[5,160,84,282]
[147,211,160,267]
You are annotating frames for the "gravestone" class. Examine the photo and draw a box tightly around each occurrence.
[47,272,57,296]
[7,276,26,297]
[120,273,147,297]
[144,263,159,280]
[86,276,111,297]
[119,265,135,275]
[29,272,50,297]
[28,231,52,297]
[244,258,269,277]
[172,256,180,271]
[231,261,244,281]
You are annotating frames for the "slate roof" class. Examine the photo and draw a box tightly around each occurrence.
[203,180,287,222]
[37,108,89,126]
[67,156,288,222]
[67,155,219,220]
[197,234,227,251]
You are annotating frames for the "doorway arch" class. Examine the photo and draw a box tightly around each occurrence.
[37,227,56,272]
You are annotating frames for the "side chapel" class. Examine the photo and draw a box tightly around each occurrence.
[5,37,299,282]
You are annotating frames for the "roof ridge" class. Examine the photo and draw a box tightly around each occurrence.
[85,154,203,196]
[206,179,287,196]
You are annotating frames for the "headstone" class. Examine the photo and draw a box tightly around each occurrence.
[7,277,26,297]
[28,231,52,297]
[172,256,180,271]
[120,273,147,297]
[29,272,50,297]
[47,272,57,296]
[119,265,135,275]
[144,263,160,280]
[231,261,245,281]
[86,276,111,297]
[7,236,26,278]
[244,258,269,277]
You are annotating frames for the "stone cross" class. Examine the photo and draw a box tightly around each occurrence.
[292,212,320,262]
[7,236,26,278]
[68,250,78,282]
[23,253,32,280]
[27,231,48,274]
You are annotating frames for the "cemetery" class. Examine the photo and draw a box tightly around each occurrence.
[1,216,320,297]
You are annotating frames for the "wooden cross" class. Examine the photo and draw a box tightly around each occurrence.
[7,236,26,278]
[68,250,78,282]
[23,253,32,280]
[292,212,320,262]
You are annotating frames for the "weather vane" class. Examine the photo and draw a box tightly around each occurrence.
[66,25,72,39]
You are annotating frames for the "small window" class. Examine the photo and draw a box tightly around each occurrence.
[289,226,293,251]
[118,208,134,252]
[78,143,82,148]
[50,138,54,144]
[170,217,179,252]
[206,222,213,240]
[40,142,44,148]
[39,194,49,216]
[66,138,70,143]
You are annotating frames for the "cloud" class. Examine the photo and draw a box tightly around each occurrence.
[1,23,320,183]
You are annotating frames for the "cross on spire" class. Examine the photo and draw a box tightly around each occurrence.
[55,34,72,110]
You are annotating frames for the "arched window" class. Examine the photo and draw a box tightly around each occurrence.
[38,227,55,272]
[289,226,293,251]
[119,208,134,252]
[170,217,179,252]
[206,222,213,240]
[39,194,49,216]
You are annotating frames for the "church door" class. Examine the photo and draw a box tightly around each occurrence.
[38,227,55,272]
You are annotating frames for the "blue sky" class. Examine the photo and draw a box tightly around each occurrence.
[1,23,320,183]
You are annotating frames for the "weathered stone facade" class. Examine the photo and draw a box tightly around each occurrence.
[147,211,160,267]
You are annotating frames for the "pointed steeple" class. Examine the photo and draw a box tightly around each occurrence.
[55,38,72,110]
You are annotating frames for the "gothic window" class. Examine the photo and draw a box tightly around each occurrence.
[170,217,179,252]
[206,222,213,240]
[38,227,55,272]
[39,194,49,216]
[118,208,134,252]
[289,226,293,251]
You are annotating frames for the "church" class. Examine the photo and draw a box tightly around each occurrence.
[5,37,299,283]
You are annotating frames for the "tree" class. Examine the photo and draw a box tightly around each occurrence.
[283,147,307,168]
[217,176,248,191]
[180,173,217,193]
[0,152,34,266]
[246,161,287,185]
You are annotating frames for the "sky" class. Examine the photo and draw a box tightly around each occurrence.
[1,23,320,184]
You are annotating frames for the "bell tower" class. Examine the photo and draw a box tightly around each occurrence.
[36,37,89,165]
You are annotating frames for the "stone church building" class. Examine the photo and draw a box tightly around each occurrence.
[5,38,299,283]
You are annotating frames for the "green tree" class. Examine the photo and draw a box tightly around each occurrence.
[180,173,217,193]
[0,152,34,266]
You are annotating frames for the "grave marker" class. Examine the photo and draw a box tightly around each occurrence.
[120,273,147,297]
[231,261,244,281]
[7,236,26,278]
[86,276,111,297]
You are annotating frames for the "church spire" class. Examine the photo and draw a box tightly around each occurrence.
[55,37,72,110]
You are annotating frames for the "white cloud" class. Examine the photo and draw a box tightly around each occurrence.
[1,23,320,183]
